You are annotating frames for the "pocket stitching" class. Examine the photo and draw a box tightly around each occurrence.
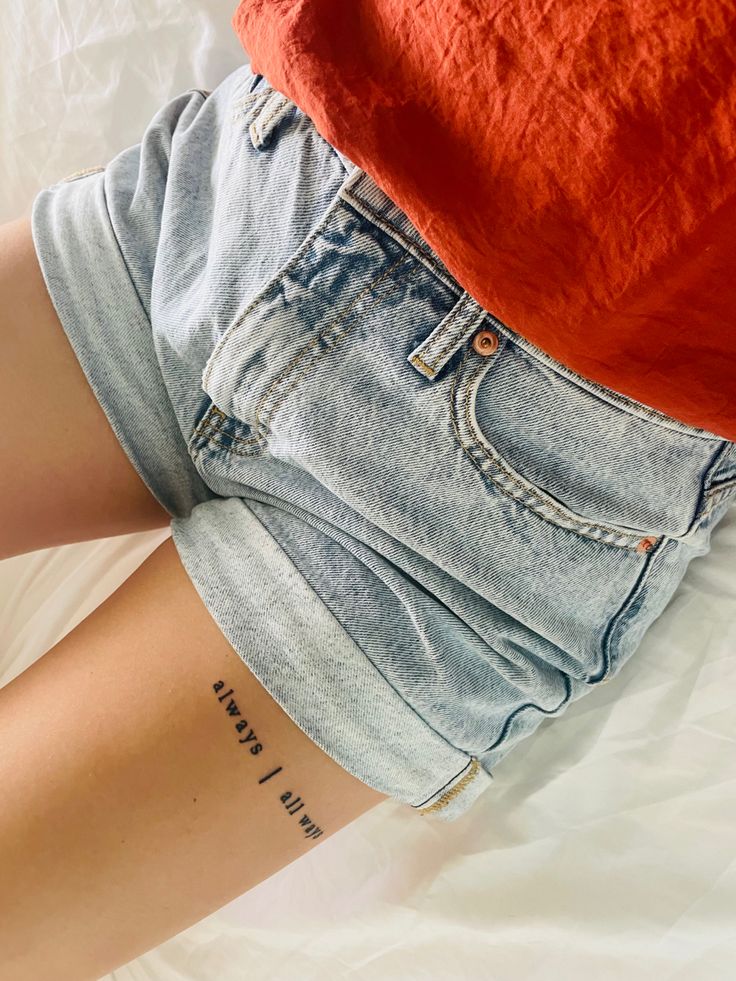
[450,344,655,550]
[699,478,736,522]
[480,310,724,441]
[256,255,418,436]
[201,191,358,396]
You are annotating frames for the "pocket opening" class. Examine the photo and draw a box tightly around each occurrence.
[448,330,717,548]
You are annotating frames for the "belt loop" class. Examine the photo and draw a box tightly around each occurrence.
[248,88,295,149]
[407,291,489,381]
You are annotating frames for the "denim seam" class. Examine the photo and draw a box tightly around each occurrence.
[704,440,736,492]
[187,400,217,465]
[187,405,266,466]
[197,407,262,449]
[231,90,265,115]
[480,674,574,755]
[198,430,266,457]
[202,188,358,394]
[675,439,733,538]
[599,534,666,681]
[416,292,473,372]
[496,337,720,542]
[339,190,461,298]
[450,344,655,551]
[98,172,154,329]
[487,320,725,440]
[250,94,293,146]
[344,176,727,442]
[507,334,722,438]
[414,757,484,814]
[201,419,258,447]
[694,472,736,526]
[254,255,417,435]
[703,479,736,510]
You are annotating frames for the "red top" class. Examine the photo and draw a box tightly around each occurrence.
[232,1,736,441]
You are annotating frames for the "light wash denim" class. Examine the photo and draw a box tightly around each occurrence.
[30,63,736,822]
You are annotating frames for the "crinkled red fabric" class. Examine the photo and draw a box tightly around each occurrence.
[232,1,736,440]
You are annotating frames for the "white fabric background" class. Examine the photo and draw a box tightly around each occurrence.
[1,3,735,979]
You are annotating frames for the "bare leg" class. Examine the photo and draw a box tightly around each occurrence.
[0,535,387,980]
[0,215,170,561]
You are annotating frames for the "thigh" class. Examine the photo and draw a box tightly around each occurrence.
[0,534,386,981]
[0,216,169,561]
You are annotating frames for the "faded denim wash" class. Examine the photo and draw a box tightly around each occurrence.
[30,64,736,821]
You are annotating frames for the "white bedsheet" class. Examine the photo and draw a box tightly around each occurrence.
[2,3,735,979]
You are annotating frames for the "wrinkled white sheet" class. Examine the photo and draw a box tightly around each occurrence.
[2,3,735,979]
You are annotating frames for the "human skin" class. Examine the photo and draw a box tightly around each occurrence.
[0,215,387,980]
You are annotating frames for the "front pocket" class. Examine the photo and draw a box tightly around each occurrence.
[437,302,726,549]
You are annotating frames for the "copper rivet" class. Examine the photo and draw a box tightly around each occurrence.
[471,329,499,356]
[636,535,658,554]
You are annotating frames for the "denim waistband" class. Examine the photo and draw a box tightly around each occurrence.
[336,164,736,459]
[337,165,461,300]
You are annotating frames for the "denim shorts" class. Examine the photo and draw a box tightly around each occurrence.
[30,63,736,822]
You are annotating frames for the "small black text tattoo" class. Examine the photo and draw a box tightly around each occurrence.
[213,680,325,841]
